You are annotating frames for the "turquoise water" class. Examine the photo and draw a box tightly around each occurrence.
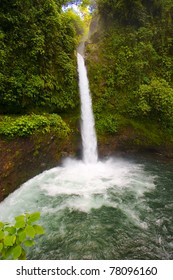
[0,155,172,260]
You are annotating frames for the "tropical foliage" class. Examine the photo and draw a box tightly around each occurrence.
[0,212,44,260]
[0,0,82,114]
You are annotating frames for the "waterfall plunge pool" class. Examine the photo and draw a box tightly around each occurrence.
[0,155,172,260]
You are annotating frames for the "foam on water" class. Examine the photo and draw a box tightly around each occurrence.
[0,157,156,228]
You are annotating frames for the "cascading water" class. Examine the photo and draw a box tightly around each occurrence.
[77,52,98,164]
[0,53,173,260]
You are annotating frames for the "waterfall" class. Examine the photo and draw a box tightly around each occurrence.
[77,52,98,164]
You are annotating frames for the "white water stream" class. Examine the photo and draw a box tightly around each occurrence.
[77,53,98,163]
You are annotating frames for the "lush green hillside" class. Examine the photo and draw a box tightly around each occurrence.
[86,0,173,145]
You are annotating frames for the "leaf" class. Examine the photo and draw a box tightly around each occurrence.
[2,246,14,259]
[0,222,4,229]
[15,215,25,222]
[15,220,25,229]
[0,242,3,252]
[23,240,35,247]
[0,230,4,239]
[4,235,16,247]
[15,214,26,228]
[25,225,35,238]
[12,245,22,259]
[18,230,26,242]
[4,226,16,235]
[28,212,40,224]
[19,248,27,260]
[33,225,45,235]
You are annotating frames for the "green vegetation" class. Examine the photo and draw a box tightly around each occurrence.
[133,79,173,125]
[86,0,173,141]
[0,0,173,145]
[0,212,44,260]
[0,0,86,114]
[95,112,120,134]
[0,0,89,141]
[0,114,70,138]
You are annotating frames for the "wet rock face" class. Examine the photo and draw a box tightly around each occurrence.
[0,133,78,202]
[97,130,173,161]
